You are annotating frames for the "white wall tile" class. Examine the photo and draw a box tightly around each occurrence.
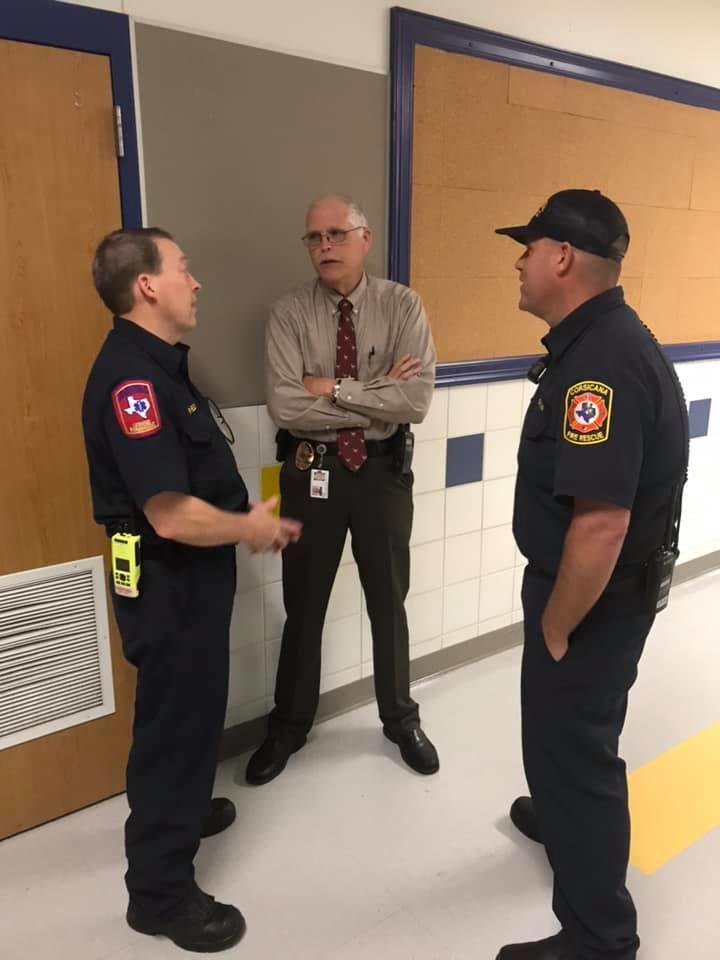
[414,388,448,442]
[263,550,283,584]
[413,438,447,493]
[512,564,524,612]
[326,564,362,622]
[486,381,525,430]
[410,490,445,546]
[483,476,516,528]
[441,623,478,648]
[339,534,353,566]
[263,581,286,640]
[481,524,517,576]
[409,635,442,660]
[443,578,480,633]
[477,613,513,636]
[448,384,488,438]
[258,405,278,465]
[483,427,520,480]
[522,379,538,414]
[222,405,260,470]
[225,696,270,729]
[445,481,483,537]
[57,0,123,11]
[322,614,362,675]
[320,665,362,695]
[229,588,264,650]
[242,467,261,503]
[265,637,282,695]
[361,609,373,663]
[444,532,482,585]
[406,589,444,645]
[410,540,444,595]
[478,569,515,622]
[227,644,266,709]
[236,544,264,590]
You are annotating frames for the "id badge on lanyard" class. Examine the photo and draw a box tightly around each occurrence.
[310,444,329,499]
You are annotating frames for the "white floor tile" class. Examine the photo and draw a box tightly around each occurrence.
[2,572,719,960]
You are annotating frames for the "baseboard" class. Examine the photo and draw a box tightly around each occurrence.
[219,550,720,762]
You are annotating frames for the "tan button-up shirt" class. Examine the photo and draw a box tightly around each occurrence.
[265,274,436,441]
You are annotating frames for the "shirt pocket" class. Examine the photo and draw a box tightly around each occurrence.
[521,396,550,441]
[181,417,221,499]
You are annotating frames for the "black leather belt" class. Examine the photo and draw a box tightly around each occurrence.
[287,436,395,457]
[527,563,647,594]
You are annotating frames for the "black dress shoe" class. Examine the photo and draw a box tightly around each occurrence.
[200,798,236,839]
[384,726,439,775]
[127,886,246,953]
[496,932,574,959]
[245,733,306,786]
[510,796,542,844]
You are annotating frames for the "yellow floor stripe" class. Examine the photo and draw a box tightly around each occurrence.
[628,721,720,874]
[260,464,282,516]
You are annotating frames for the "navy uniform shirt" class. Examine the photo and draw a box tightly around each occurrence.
[514,287,687,573]
[82,317,248,543]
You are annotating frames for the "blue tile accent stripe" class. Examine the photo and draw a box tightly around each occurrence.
[446,434,484,487]
[688,398,712,439]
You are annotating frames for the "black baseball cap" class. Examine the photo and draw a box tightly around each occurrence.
[495,189,630,261]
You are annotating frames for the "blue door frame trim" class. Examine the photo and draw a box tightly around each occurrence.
[390,7,720,386]
[1,0,142,228]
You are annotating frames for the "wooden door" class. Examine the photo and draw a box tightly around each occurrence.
[0,38,134,838]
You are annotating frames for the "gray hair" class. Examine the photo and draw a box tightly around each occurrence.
[307,193,369,228]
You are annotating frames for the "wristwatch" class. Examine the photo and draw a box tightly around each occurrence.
[330,379,341,405]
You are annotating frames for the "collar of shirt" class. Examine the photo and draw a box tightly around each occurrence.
[113,316,190,379]
[315,272,369,315]
[541,286,626,362]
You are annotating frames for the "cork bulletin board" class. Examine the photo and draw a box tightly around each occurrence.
[390,8,720,381]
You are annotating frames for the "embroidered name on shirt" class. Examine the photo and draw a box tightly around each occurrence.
[564,381,613,445]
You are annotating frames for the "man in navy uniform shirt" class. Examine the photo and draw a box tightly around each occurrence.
[82,228,301,952]
[493,191,688,960]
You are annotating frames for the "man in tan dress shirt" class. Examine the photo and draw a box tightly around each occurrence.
[246,194,440,784]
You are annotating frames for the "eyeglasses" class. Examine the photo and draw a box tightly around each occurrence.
[207,397,235,446]
[301,226,365,249]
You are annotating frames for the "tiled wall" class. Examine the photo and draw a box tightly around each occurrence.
[222,360,719,730]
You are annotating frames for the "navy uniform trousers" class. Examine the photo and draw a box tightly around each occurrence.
[112,544,236,919]
[521,568,655,960]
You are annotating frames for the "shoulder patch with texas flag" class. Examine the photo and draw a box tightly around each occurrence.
[112,380,162,438]
[564,381,613,445]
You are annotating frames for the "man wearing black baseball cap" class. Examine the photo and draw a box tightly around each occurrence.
[493,190,688,960]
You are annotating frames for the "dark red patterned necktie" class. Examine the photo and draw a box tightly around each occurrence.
[335,298,367,472]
